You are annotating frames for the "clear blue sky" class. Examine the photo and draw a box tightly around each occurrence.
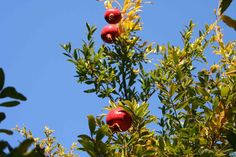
[0,0,235,156]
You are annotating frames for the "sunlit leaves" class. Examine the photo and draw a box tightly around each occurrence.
[14,126,77,156]
[119,0,143,37]
[62,0,236,156]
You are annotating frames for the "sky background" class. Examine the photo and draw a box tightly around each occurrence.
[0,0,235,156]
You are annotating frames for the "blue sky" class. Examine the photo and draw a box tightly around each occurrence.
[0,0,235,155]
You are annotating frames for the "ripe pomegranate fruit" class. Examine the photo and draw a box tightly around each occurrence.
[106,107,132,132]
[101,24,119,43]
[104,8,122,24]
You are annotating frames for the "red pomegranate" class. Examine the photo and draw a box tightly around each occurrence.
[101,24,119,43]
[106,107,132,132]
[104,8,122,24]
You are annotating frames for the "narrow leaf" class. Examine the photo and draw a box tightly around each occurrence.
[78,139,95,156]
[78,134,93,141]
[219,0,232,15]
[0,101,20,107]
[0,129,13,135]
[225,69,236,76]
[169,83,176,97]
[0,112,6,123]
[84,88,96,93]
[63,52,72,58]
[86,23,91,32]
[0,68,4,90]
[87,115,96,135]
[221,15,236,31]
[136,102,149,117]
[176,101,188,110]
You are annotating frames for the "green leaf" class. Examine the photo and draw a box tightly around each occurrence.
[16,139,34,154]
[173,91,185,102]
[0,140,10,152]
[0,101,20,107]
[0,129,13,135]
[84,88,96,93]
[220,86,230,97]
[87,115,96,135]
[96,126,108,141]
[219,0,232,15]
[226,130,236,150]
[74,49,78,60]
[0,68,4,91]
[86,23,94,41]
[172,50,179,64]
[86,23,91,32]
[136,102,149,118]
[0,112,6,123]
[196,86,210,97]
[213,97,219,111]
[78,134,93,141]
[25,144,46,157]
[158,137,165,151]
[78,139,96,157]
[85,81,94,85]
[199,137,207,145]
[63,52,71,58]
[61,43,71,52]
[143,149,156,156]
[176,101,188,110]
[221,15,236,30]
[169,83,176,97]
[165,114,178,122]
[225,69,236,76]
[0,87,27,101]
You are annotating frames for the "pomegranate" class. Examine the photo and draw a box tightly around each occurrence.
[106,107,132,132]
[101,24,119,43]
[104,8,122,24]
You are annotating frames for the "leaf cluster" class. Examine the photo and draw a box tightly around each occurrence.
[62,23,156,102]
[0,68,45,157]
[78,100,158,157]
[15,126,78,157]
[62,0,236,156]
